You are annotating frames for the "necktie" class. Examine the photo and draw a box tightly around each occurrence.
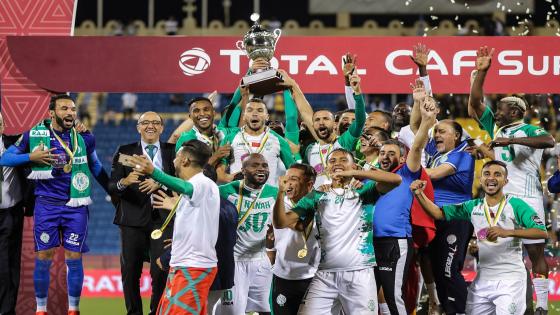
[146,144,156,161]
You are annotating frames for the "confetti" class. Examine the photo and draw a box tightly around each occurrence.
[450,0,455,3]
[556,32,560,36]
[429,6,434,11]
[472,29,478,33]
[552,4,556,10]
[405,1,410,6]
[400,21,404,25]
[546,0,552,2]
[431,15,439,20]
[512,26,516,31]
[516,1,520,5]
[497,2,501,8]
[432,26,438,30]
[458,24,462,30]
[526,8,530,14]
[508,9,512,12]
[424,27,429,32]
[454,15,459,21]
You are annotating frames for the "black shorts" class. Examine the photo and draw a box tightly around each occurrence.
[271,275,313,315]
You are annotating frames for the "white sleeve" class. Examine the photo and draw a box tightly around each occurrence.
[419,75,433,96]
[345,85,356,109]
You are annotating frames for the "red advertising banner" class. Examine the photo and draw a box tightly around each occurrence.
[78,267,560,301]
[6,35,560,95]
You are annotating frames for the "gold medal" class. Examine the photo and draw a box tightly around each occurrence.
[151,229,163,240]
[63,163,72,173]
[297,248,308,259]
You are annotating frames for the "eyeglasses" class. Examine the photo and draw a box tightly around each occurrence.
[138,120,162,127]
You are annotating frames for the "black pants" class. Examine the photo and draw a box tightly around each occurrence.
[0,203,24,315]
[271,275,313,315]
[373,237,413,315]
[120,225,171,315]
[429,220,473,315]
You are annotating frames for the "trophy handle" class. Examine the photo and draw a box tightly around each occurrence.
[273,29,282,46]
[235,40,245,52]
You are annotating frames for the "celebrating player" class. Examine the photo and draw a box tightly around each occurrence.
[0,94,109,315]
[270,164,320,314]
[411,160,548,315]
[468,46,555,314]
[274,148,401,314]
[216,153,279,314]
[129,139,220,315]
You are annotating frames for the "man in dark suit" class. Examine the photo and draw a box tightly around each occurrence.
[0,113,32,315]
[109,111,176,315]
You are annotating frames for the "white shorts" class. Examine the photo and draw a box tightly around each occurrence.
[215,258,272,314]
[207,290,223,315]
[466,278,526,315]
[298,268,378,315]
[517,197,545,245]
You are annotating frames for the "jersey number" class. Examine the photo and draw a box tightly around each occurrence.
[239,212,269,233]
[500,146,515,162]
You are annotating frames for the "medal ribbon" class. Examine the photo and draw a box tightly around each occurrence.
[236,181,264,228]
[492,119,523,140]
[318,143,334,172]
[483,196,507,227]
[287,197,313,244]
[50,127,78,165]
[160,194,183,232]
[194,126,219,152]
[241,126,270,155]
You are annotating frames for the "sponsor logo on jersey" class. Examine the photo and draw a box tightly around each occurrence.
[378,266,392,272]
[532,214,545,226]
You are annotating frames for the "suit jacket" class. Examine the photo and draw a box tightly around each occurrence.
[2,134,34,213]
[109,141,176,228]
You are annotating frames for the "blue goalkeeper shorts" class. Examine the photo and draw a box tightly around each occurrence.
[34,196,89,253]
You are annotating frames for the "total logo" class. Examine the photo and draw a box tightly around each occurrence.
[179,48,211,76]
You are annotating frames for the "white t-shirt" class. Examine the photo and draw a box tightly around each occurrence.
[170,173,220,268]
[272,196,320,280]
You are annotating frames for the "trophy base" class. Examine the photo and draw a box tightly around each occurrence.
[241,69,285,96]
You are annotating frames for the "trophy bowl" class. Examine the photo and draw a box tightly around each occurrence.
[235,16,285,96]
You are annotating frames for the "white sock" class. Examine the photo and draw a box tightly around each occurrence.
[36,297,48,312]
[533,277,549,310]
[427,282,440,305]
[68,295,80,311]
[379,302,391,315]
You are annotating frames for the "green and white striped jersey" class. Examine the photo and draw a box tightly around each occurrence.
[442,195,546,281]
[219,180,278,261]
[291,182,379,272]
[478,107,549,198]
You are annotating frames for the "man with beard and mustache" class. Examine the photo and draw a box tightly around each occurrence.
[372,96,437,315]
[274,148,401,314]
[270,164,320,315]
[215,153,278,315]
[468,46,555,315]
[128,140,219,315]
[411,160,548,315]
[1,94,109,315]
[301,73,366,188]
[217,98,295,185]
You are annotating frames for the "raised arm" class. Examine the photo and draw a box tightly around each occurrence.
[333,169,401,194]
[410,180,445,220]
[468,46,494,119]
[168,118,194,144]
[278,69,319,141]
[342,53,357,109]
[409,79,427,134]
[407,97,437,172]
[346,74,366,138]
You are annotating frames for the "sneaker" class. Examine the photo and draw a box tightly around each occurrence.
[535,307,548,315]
[68,311,80,315]
[36,312,48,315]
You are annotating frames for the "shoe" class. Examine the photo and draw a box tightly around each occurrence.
[68,311,80,315]
[535,307,548,315]
[36,312,48,315]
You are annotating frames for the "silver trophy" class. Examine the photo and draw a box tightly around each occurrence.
[236,13,284,96]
